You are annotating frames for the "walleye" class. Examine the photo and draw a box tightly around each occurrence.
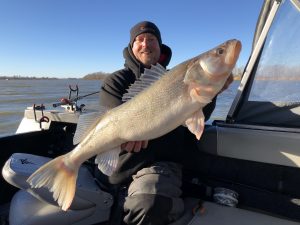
[27,39,241,211]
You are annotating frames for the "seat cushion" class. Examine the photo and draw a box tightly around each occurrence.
[189,201,299,225]
[2,153,52,189]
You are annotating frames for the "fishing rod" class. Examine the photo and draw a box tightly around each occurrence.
[52,85,99,108]
[52,91,100,108]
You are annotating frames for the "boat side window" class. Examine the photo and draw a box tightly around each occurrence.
[250,0,300,103]
[235,0,300,127]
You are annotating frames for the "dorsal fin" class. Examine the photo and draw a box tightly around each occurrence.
[122,63,167,102]
[73,106,109,145]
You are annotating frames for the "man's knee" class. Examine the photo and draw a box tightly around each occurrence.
[124,194,172,225]
[123,162,184,225]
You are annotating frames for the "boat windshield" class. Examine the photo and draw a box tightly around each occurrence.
[235,0,300,127]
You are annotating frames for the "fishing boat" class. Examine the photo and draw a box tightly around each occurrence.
[1,0,300,224]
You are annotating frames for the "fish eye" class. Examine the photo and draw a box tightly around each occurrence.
[216,48,224,55]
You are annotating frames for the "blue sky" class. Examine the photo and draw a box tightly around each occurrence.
[0,0,263,78]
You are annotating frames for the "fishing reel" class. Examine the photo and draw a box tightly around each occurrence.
[53,85,86,112]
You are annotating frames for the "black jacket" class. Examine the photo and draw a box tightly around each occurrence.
[98,44,217,185]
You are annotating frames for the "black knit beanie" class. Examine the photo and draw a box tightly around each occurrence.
[130,21,162,47]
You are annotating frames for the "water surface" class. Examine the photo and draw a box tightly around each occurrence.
[0,79,238,137]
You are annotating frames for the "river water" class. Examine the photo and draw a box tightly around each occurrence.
[0,79,238,137]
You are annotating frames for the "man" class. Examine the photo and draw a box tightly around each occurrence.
[99,21,232,225]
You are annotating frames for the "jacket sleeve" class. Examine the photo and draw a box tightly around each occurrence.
[99,70,136,108]
[203,96,217,121]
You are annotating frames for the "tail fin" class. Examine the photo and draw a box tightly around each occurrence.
[27,154,79,211]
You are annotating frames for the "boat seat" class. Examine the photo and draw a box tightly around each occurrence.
[2,153,113,225]
[4,153,299,225]
[170,198,300,225]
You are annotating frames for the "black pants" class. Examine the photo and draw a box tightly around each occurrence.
[123,162,184,225]
[124,194,173,225]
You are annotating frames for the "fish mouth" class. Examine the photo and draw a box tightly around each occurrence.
[233,40,242,59]
[225,40,242,65]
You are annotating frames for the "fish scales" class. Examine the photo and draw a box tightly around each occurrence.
[26,39,242,211]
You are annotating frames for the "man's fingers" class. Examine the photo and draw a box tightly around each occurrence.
[133,141,142,152]
[142,140,148,149]
[123,141,135,152]
[121,140,149,152]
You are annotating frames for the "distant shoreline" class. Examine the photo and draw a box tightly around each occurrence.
[0,76,62,80]
[0,76,83,80]
[0,73,108,80]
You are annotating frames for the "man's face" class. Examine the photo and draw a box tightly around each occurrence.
[132,33,161,68]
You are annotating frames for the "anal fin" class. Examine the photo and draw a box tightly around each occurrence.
[95,147,121,176]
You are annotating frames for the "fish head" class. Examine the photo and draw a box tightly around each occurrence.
[184,39,242,97]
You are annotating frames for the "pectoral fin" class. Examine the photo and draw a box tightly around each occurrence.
[185,110,205,140]
[189,84,212,104]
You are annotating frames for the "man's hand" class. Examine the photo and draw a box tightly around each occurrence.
[121,140,149,152]
[219,73,234,93]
